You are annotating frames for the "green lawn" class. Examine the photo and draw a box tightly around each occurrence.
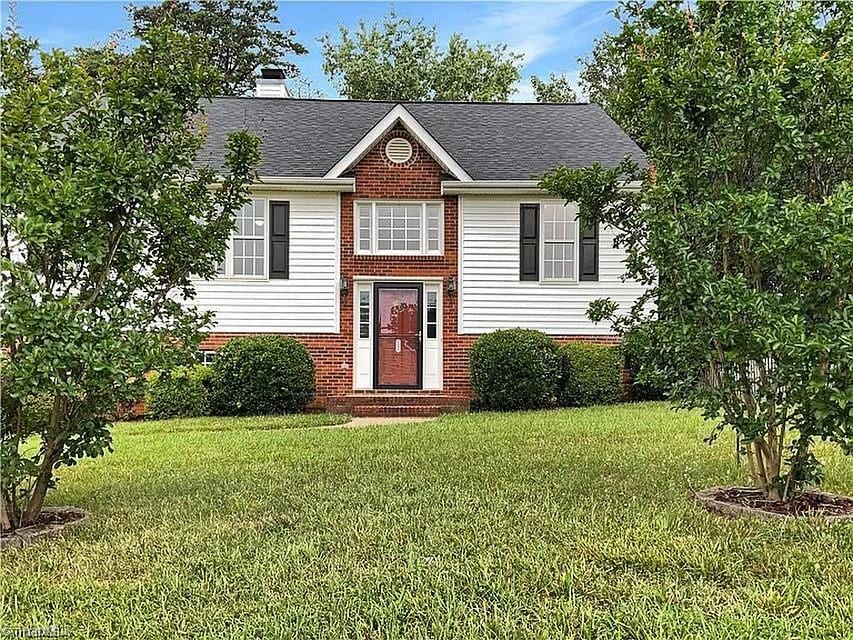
[3,403,852,639]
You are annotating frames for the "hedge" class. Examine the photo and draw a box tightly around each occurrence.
[208,336,315,416]
[470,329,562,411]
[146,364,211,420]
[559,342,623,407]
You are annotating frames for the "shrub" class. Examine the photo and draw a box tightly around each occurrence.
[0,357,53,432]
[622,328,669,401]
[208,336,315,416]
[470,329,562,411]
[559,343,623,407]
[146,365,212,419]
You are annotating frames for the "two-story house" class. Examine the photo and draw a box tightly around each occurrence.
[194,72,646,416]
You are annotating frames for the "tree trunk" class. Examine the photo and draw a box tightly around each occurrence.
[748,438,782,501]
[21,395,65,526]
[21,461,55,526]
[0,492,13,532]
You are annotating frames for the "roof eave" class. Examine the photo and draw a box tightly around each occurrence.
[441,179,643,195]
[211,176,356,192]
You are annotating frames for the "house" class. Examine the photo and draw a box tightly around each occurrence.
[194,72,646,416]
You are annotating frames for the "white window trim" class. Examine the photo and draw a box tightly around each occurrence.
[539,200,579,283]
[354,200,444,256]
[218,198,269,280]
[197,350,217,366]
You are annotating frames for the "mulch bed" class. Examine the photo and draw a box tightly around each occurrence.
[696,486,853,522]
[1,507,88,549]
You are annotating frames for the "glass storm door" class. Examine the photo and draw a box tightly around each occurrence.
[374,284,422,389]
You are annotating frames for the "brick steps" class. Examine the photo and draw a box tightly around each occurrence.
[330,393,468,417]
[352,405,444,417]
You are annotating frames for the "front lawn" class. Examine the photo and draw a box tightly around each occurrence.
[3,403,852,639]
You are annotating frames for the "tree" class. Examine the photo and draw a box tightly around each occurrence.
[320,10,522,101]
[0,27,259,531]
[531,73,578,103]
[541,1,853,502]
[129,0,307,96]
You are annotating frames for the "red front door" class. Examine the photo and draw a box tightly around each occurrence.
[374,284,422,388]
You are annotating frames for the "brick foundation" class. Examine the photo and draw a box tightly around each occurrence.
[200,127,619,415]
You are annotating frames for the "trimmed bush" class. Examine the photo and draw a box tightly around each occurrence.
[146,365,212,419]
[559,343,623,407]
[208,336,315,416]
[470,329,562,411]
[622,328,669,401]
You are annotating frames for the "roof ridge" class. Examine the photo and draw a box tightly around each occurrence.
[210,96,594,107]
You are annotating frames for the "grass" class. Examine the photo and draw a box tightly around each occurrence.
[2,403,852,639]
[114,412,351,435]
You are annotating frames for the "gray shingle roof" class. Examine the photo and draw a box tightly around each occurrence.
[198,97,645,181]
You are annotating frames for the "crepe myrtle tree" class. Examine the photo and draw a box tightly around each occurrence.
[541,0,853,502]
[0,27,259,531]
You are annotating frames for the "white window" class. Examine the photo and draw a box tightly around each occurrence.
[355,202,443,255]
[217,199,267,278]
[541,202,577,281]
[196,350,217,366]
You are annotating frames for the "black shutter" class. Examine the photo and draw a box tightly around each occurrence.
[579,221,598,281]
[519,204,539,281]
[269,201,289,279]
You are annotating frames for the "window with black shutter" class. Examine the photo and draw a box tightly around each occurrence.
[519,204,539,281]
[269,201,290,279]
[579,221,599,281]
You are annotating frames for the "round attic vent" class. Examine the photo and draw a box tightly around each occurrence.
[385,137,413,164]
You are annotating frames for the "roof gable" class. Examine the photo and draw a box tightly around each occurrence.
[323,104,472,181]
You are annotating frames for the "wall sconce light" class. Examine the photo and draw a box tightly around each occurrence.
[340,276,349,296]
[447,276,456,294]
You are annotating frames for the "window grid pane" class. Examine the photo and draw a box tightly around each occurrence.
[362,202,442,254]
[426,291,437,339]
[426,205,441,252]
[232,200,265,276]
[542,203,576,281]
[359,290,370,339]
[358,205,372,251]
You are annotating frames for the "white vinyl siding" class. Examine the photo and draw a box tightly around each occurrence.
[355,201,443,255]
[459,195,647,335]
[193,191,339,333]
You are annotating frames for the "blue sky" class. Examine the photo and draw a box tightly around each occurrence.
[3,1,619,100]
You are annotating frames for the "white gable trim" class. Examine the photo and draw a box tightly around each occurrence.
[323,104,473,182]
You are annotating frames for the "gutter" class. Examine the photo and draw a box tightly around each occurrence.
[255,176,355,192]
[211,176,356,192]
[441,179,643,195]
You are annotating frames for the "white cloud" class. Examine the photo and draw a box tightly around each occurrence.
[512,79,537,103]
[474,2,591,66]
